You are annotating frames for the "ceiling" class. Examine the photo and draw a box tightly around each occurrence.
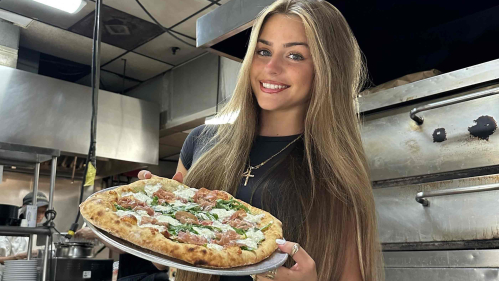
[211,0,499,86]
[0,0,229,93]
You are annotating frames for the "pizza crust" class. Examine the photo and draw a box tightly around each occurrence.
[80,178,283,268]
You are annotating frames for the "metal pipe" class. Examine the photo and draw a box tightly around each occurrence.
[0,226,52,236]
[122,58,127,95]
[416,182,499,207]
[27,162,41,260]
[42,156,57,281]
[410,86,499,125]
[90,0,102,167]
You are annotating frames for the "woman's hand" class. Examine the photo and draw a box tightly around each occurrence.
[138,170,183,183]
[75,227,98,240]
[256,240,317,281]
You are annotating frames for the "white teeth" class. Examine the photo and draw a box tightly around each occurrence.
[262,82,288,90]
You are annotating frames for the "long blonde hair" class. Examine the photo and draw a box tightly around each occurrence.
[178,0,384,280]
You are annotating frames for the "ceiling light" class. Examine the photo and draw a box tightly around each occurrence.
[33,0,87,14]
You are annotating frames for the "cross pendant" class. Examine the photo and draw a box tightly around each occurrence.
[242,167,255,186]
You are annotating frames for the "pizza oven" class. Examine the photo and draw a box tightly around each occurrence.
[360,60,499,281]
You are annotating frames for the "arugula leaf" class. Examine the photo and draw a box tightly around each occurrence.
[114,203,132,211]
[260,222,273,232]
[196,225,222,232]
[204,212,219,221]
[167,224,200,236]
[215,199,251,213]
[151,196,159,206]
[232,227,247,238]
[240,246,255,251]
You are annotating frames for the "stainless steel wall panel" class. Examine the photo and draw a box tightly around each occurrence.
[359,59,499,112]
[385,268,499,281]
[362,84,499,181]
[170,53,218,120]
[0,65,159,165]
[383,250,499,268]
[196,0,275,48]
[374,174,499,243]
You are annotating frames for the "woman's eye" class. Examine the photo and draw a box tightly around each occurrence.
[256,49,271,57]
[288,53,304,61]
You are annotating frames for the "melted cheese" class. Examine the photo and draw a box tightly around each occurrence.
[244,213,265,224]
[210,209,235,221]
[207,244,223,251]
[121,192,152,204]
[212,221,234,232]
[173,188,197,200]
[115,210,142,224]
[153,205,172,212]
[193,227,216,239]
[136,210,150,216]
[156,215,181,226]
[171,201,197,209]
[144,183,162,197]
[139,223,166,232]
[236,229,265,249]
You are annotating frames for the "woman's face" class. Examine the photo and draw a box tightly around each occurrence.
[250,14,314,113]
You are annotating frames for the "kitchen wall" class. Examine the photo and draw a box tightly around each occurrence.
[125,53,242,129]
[0,171,97,232]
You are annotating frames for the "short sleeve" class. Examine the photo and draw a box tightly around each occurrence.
[180,125,206,170]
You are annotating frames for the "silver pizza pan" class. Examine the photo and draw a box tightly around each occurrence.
[82,186,288,276]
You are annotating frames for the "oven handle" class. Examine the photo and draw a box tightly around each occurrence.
[416,182,499,206]
[410,87,499,125]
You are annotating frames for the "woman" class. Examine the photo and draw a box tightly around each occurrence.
[140,0,384,280]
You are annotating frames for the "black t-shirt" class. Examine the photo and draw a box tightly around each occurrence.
[180,125,301,281]
[117,254,168,281]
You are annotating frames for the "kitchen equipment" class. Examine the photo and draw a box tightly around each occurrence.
[2,260,38,281]
[83,186,289,276]
[50,258,113,281]
[0,204,20,226]
[54,242,93,258]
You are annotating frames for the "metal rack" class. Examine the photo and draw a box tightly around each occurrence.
[0,142,60,281]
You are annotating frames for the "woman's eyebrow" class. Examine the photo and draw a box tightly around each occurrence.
[257,39,309,48]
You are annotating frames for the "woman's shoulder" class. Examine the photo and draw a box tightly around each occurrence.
[186,124,218,141]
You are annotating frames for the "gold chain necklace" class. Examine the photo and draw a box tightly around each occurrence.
[242,134,303,186]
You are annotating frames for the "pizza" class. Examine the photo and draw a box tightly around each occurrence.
[79,177,283,268]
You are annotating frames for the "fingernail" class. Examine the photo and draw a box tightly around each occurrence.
[276,238,286,245]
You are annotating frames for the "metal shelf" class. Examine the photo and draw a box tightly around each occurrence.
[0,142,60,166]
[0,141,60,281]
[0,226,52,236]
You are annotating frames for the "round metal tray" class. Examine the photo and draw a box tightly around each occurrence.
[83,186,288,276]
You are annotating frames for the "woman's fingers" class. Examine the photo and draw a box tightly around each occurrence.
[138,170,153,180]
[172,171,184,183]
[277,241,316,272]
[255,266,292,281]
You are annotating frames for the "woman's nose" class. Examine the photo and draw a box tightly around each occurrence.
[264,56,283,75]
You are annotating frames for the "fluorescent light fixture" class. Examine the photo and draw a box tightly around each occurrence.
[33,0,87,14]
[204,110,240,125]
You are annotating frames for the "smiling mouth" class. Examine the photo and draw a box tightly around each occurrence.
[259,81,290,93]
